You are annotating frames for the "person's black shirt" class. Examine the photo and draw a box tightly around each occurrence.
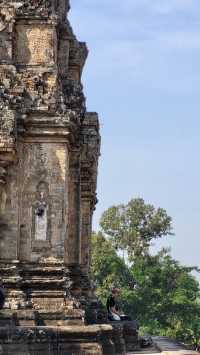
[106,295,116,313]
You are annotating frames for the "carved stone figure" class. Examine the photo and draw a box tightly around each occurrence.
[32,182,50,242]
[34,192,48,241]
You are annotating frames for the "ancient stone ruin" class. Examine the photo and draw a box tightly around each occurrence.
[0,0,100,306]
[0,0,119,353]
[1,1,199,355]
[0,1,141,354]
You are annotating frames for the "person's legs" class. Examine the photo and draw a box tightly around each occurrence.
[108,312,121,321]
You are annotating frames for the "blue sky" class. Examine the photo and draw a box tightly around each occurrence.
[69,0,200,282]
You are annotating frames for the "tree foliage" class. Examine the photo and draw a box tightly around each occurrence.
[91,232,135,300]
[130,251,200,350]
[92,198,200,351]
[100,198,173,260]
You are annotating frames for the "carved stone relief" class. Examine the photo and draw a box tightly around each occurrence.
[33,182,49,242]
[0,109,15,135]
[0,7,15,33]
[16,0,53,18]
[0,34,12,62]
[15,25,55,65]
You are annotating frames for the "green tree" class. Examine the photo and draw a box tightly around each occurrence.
[100,198,173,260]
[91,232,135,302]
[129,250,200,350]
[92,198,200,351]
[91,233,200,350]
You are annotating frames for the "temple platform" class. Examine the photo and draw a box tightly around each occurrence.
[0,325,115,355]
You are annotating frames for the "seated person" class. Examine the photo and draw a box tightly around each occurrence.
[106,287,132,322]
[106,287,122,321]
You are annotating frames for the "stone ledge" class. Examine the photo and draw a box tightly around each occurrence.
[152,336,199,355]
[107,320,139,353]
[0,325,116,355]
[0,324,113,341]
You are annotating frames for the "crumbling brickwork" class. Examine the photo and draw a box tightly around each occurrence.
[0,0,100,311]
[0,3,142,354]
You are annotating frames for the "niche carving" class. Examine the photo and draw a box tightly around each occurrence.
[32,181,51,245]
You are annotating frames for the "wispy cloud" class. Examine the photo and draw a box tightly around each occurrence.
[70,0,200,92]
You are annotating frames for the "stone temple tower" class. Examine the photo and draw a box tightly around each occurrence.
[0,2,147,354]
[0,0,100,322]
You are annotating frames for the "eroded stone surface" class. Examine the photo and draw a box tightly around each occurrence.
[15,25,55,65]
[0,0,99,279]
[0,325,115,355]
[0,0,105,353]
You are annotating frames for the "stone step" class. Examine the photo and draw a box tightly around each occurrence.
[152,336,199,355]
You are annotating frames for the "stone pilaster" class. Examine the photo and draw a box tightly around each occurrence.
[80,196,92,272]
[0,109,18,260]
[80,112,101,273]
[65,149,81,265]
